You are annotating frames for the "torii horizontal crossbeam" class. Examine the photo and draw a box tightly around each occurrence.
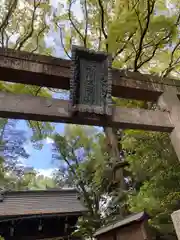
[0,92,173,132]
[0,48,180,101]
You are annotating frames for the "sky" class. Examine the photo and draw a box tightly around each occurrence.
[16,120,64,177]
[14,0,83,177]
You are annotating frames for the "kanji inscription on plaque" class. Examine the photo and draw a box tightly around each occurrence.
[70,45,112,116]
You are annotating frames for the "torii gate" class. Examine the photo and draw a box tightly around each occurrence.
[0,46,180,238]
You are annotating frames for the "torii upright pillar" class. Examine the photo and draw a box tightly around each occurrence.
[158,87,180,161]
[158,87,180,240]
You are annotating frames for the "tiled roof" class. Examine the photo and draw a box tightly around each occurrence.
[0,189,87,217]
[94,212,148,237]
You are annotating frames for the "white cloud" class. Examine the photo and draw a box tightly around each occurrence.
[45,137,54,145]
[36,168,57,177]
[17,157,28,166]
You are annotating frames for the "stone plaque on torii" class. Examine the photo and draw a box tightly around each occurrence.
[69,45,112,118]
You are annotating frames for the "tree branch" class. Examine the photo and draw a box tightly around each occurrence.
[68,0,85,44]
[124,51,135,63]
[133,0,155,71]
[35,86,42,96]
[134,8,143,34]
[60,149,94,215]
[0,0,18,47]
[31,24,46,53]
[56,23,71,59]
[28,121,42,140]
[137,42,159,69]
[98,0,108,51]
[113,30,136,61]
[15,0,40,50]
[162,40,180,78]
[84,0,88,48]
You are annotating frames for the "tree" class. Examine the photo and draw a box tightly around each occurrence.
[0,118,30,189]
[0,119,56,191]
[122,130,180,240]
[53,125,115,238]
[33,174,57,189]
[14,169,57,190]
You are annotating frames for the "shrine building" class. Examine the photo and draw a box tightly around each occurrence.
[94,212,151,240]
[0,189,86,240]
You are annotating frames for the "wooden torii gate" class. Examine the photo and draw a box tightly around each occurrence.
[1,47,180,237]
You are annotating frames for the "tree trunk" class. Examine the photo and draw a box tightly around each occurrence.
[103,126,127,217]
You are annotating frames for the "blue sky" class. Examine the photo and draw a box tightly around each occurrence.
[14,0,84,176]
[16,119,65,176]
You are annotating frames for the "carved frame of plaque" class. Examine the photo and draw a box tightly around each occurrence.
[70,45,112,117]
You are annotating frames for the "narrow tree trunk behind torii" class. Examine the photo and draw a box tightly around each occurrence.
[104,127,126,217]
